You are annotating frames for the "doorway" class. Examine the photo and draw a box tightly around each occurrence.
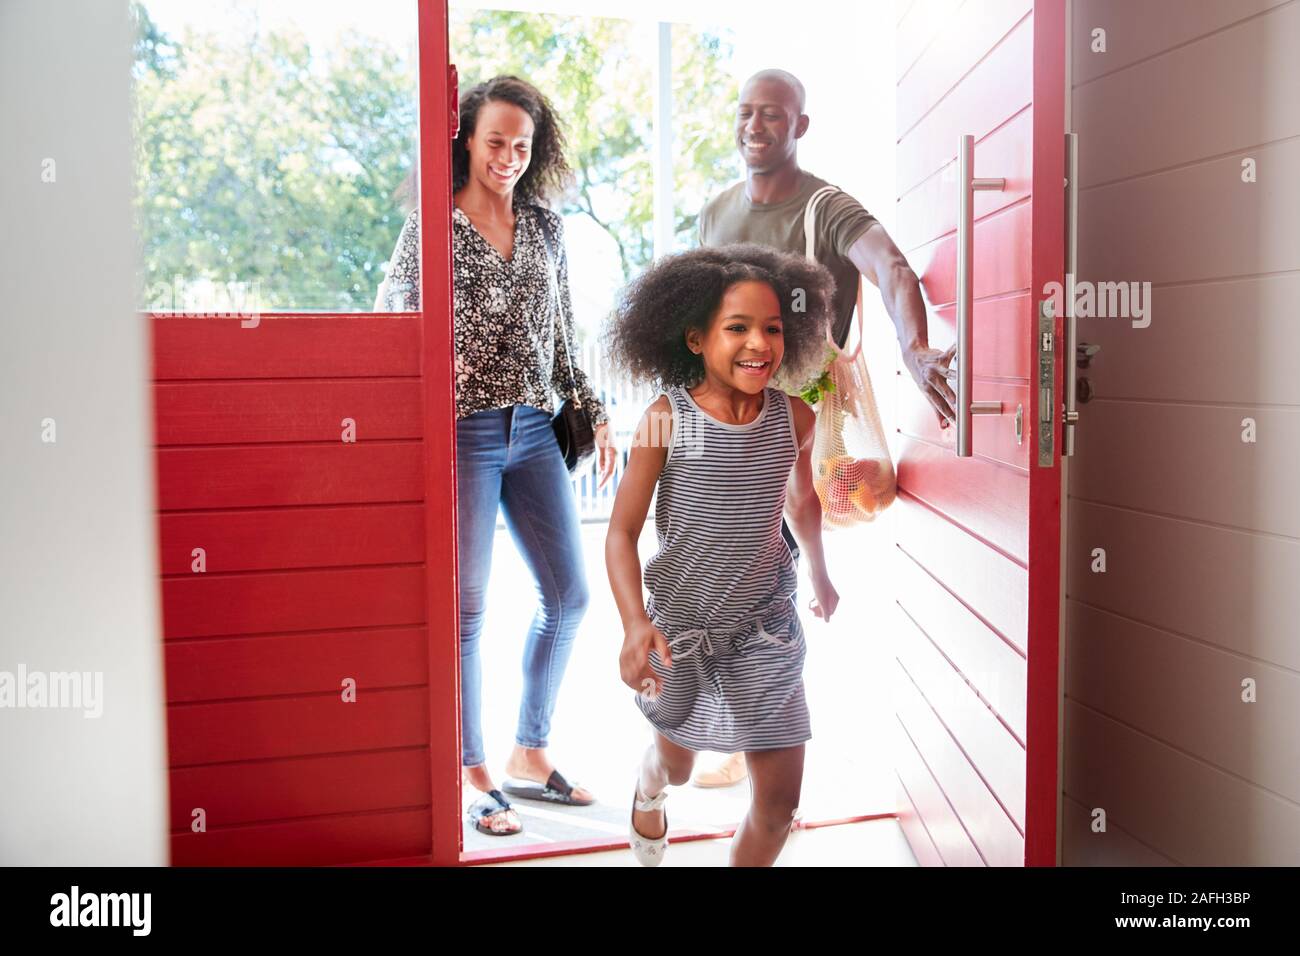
[438,0,1069,868]
[445,0,907,862]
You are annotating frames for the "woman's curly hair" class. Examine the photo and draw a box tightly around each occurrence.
[395,75,573,211]
[602,243,836,392]
[451,75,573,206]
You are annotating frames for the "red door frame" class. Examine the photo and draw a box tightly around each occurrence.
[417,3,895,866]
[415,0,464,868]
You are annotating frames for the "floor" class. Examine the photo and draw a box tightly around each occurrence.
[482,816,919,866]
[459,506,910,862]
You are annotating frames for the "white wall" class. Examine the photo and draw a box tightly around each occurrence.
[0,0,169,865]
[1063,0,1300,865]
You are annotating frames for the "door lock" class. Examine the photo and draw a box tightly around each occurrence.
[1037,298,1056,467]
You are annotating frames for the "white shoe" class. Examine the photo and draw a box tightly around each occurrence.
[629,782,669,867]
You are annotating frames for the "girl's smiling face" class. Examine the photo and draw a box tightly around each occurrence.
[685,279,785,393]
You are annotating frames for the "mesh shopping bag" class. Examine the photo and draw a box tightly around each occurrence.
[800,186,897,528]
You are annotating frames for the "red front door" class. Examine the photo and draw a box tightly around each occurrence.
[888,0,1066,866]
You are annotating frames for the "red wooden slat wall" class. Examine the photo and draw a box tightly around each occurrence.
[150,0,457,867]
[152,315,433,865]
[891,0,1063,866]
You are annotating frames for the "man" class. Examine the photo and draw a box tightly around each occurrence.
[690,69,957,788]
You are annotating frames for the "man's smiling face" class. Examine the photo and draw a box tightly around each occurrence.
[735,77,807,173]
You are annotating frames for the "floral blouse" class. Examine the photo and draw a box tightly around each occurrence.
[381,203,609,427]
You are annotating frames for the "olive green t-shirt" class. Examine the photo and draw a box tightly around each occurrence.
[697,170,878,349]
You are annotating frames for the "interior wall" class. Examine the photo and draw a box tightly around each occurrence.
[0,0,169,865]
[1063,0,1300,865]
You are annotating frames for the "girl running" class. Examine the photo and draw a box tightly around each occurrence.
[603,243,840,867]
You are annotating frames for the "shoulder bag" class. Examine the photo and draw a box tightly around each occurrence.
[534,207,597,474]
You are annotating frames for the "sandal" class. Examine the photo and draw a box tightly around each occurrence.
[466,789,522,836]
[501,769,595,806]
[690,751,749,788]
[629,781,669,867]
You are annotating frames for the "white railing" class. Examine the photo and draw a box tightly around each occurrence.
[570,340,658,521]
[489,341,658,528]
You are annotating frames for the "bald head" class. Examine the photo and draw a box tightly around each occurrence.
[741,69,806,114]
[735,69,809,173]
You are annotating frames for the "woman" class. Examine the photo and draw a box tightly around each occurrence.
[380,75,618,836]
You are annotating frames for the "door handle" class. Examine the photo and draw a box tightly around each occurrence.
[449,64,460,139]
[1062,131,1080,455]
[955,134,1006,457]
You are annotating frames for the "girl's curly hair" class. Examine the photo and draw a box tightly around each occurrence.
[602,243,836,392]
[452,75,573,206]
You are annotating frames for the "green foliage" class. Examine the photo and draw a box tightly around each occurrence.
[450,11,740,279]
[794,346,840,406]
[670,28,742,251]
[132,4,740,309]
[133,5,416,310]
[132,3,182,81]
[451,11,653,281]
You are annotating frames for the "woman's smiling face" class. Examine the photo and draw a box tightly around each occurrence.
[686,279,785,393]
[465,99,534,197]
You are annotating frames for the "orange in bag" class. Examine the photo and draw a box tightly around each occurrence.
[791,184,897,531]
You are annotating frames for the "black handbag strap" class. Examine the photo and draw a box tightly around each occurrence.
[533,207,581,406]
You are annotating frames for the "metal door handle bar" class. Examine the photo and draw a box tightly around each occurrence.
[1063,131,1080,455]
[955,134,1006,457]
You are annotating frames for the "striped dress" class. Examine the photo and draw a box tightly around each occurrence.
[634,384,812,752]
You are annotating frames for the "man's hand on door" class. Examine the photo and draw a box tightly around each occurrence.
[847,227,957,429]
[903,342,957,428]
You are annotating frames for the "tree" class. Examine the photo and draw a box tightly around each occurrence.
[133,7,417,310]
[450,10,739,280]
[669,28,742,251]
[132,5,740,307]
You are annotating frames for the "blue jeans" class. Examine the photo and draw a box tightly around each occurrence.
[455,404,590,768]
